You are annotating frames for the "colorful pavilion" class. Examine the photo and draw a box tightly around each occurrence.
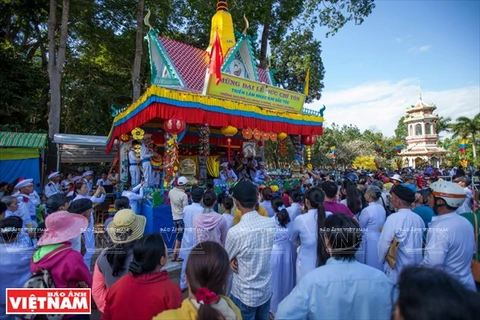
[106,0,324,185]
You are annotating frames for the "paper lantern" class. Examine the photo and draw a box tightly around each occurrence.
[253,129,261,140]
[119,134,131,142]
[131,127,145,140]
[262,132,270,141]
[270,132,277,142]
[277,132,288,141]
[221,126,238,137]
[302,135,316,146]
[258,140,264,147]
[164,119,186,135]
[242,128,253,139]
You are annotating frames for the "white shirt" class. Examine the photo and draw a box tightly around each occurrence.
[128,149,138,165]
[220,169,238,182]
[286,202,303,222]
[84,179,93,192]
[44,181,62,198]
[73,193,105,204]
[122,185,144,214]
[140,143,153,160]
[222,213,234,230]
[225,210,276,307]
[290,208,332,281]
[421,212,476,291]
[358,202,386,269]
[168,187,188,220]
[96,178,111,186]
[378,208,425,283]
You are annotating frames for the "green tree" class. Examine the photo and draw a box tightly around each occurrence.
[271,29,325,102]
[435,116,451,136]
[450,114,480,163]
[394,116,408,142]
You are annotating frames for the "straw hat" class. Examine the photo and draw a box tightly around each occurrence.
[38,211,89,246]
[106,209,146,244]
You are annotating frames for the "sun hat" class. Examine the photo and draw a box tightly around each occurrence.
[177,176,188,186]
[106,209,146,244]
[38,211,89,246]
[48,171,60,180]
[14,178,33,190]
[390,174,404,183]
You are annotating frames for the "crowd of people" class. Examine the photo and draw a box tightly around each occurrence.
[0,164,480,320]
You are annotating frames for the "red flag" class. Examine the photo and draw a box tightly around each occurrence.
[209,31,224,85]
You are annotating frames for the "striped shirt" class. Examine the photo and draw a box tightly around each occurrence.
[225,210,276,307]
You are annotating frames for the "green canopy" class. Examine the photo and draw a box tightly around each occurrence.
[0,132,48,148]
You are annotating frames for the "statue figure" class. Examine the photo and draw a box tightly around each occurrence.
[179,158,197,185]
[198,155,208,182]
[290,160,302,179]
[242,143,256,158]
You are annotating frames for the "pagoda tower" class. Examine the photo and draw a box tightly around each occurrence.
[401,94,448,168]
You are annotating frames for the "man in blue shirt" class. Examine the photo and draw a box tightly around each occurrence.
[276,214,394,320]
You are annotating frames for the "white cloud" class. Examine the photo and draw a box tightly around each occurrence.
[308,79,480,137]
[408,45,432,54]
[396,35,412,43]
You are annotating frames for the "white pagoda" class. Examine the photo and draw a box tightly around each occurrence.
[401,95,448,168]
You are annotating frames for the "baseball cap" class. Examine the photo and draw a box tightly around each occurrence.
[232,181,257,205]
[177,176,188,186]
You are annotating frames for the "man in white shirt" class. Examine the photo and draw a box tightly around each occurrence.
[226,181,275,320]
[254,161,270,184]
[140,134,153,187]
[378,184,425,283]
[129,141,141,186]
[82,171,94,192]
[168,176,188,262]
[214,162,238,185]
[179,187,205,290]
[421,181,476,291]
[96,172,111,187]
[44,171,63,198]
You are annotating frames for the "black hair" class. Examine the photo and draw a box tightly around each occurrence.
[343,179,362,214]
[46,194,68,214]
[0,182,8,189]
[123,183,132,191]
[261,187,274,201]
[205,179,214,190]
[191,187,204,203]
[396,266,480,320]
[186,241,230,320]
[0,201,6,215]
[288,189,303,203]
[321,180,338,199]
[106,241,137,277]
[0,216,23,242]
[222,196,233,210]
[129,234,166,276]
[304,187,328,267]
[271,196,290,227]
[321,214,362,261]
[74,181,85,197]
[202,190,217,208]
[114,196,131,211]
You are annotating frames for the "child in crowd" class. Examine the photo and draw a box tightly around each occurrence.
[102,234,182,320]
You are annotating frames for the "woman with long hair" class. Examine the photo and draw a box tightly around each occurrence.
[260,187,275,217]
[270,196,295,316]
[290,187,330,283]
[154,241,241,320]
[92,209,146,313]
[286,189,303,221]
[340,174,364,218]
[102,234,182,320]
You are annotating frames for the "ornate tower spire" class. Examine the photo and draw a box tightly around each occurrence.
[206,1,236,57]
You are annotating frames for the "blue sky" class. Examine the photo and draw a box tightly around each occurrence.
[309,0,480,136]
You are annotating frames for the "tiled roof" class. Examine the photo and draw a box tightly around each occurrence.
[159,36,272,91]
[159,36,209,93]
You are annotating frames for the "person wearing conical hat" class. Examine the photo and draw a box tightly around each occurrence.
[44,171,63,198]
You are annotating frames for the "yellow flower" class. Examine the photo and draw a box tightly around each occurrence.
[174,166,178,171]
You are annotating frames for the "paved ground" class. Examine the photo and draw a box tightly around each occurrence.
[89,249,185,319]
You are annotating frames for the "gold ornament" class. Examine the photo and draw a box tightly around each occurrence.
[277,132,288,141]
[220,126,238,137]
[131,127,145,140]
